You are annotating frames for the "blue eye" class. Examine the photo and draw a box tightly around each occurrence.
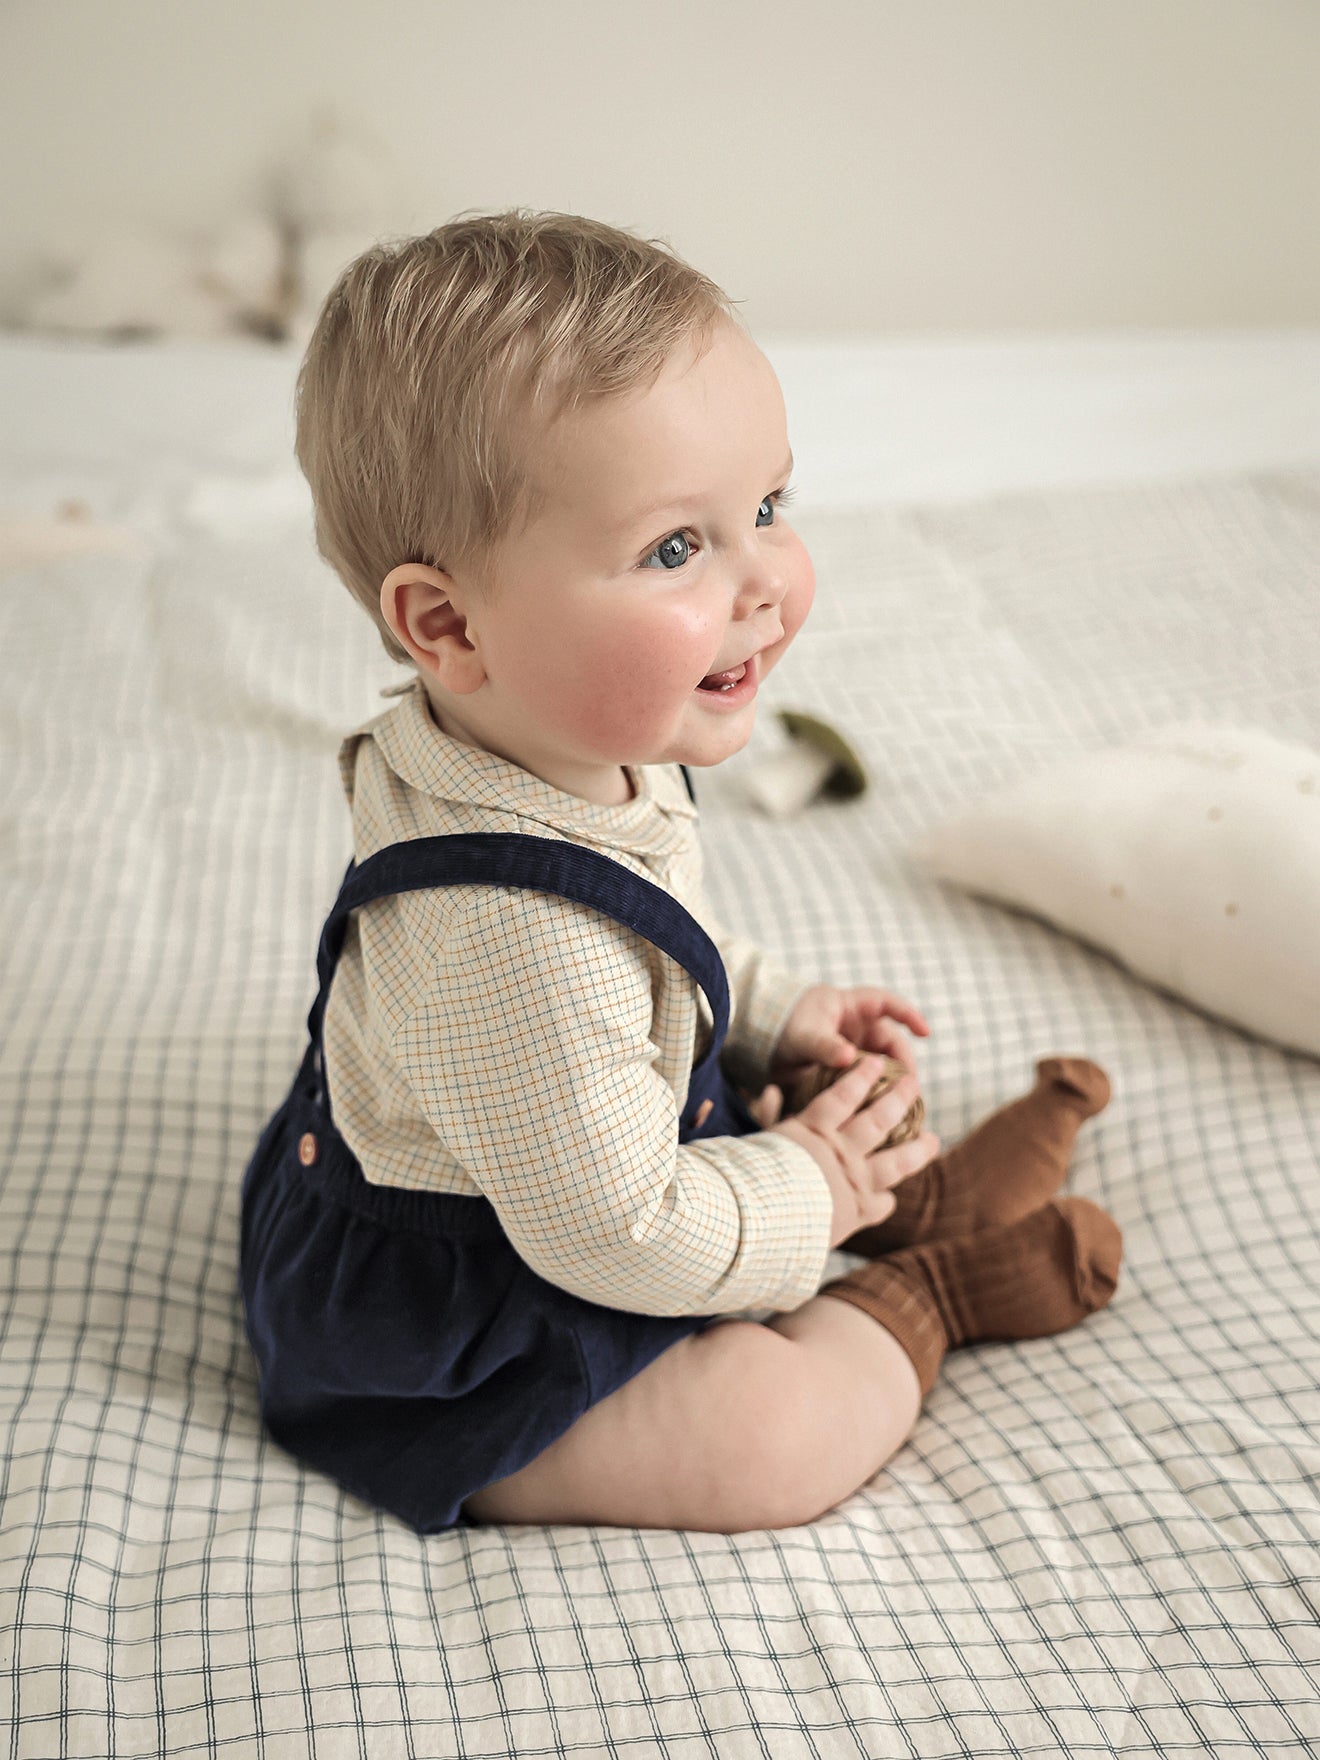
[759,485,796,525]
[642,531,691,571]
[639,485,796,571]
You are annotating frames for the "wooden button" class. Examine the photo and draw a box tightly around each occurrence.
[693,1098,715,1129]
[297,1132,318,1166]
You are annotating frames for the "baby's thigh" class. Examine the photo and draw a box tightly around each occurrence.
[461,1317,821,1532]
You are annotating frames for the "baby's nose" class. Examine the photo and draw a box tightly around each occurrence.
[731,546,786,610]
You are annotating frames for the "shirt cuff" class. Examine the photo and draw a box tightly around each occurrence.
[683,1128,834,1314]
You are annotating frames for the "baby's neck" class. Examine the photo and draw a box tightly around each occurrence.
[422,691,636,807]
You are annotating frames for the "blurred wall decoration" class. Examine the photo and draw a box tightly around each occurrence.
[1,0,1317,341]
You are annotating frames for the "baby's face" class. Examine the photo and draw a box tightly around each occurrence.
[440,317,814,803]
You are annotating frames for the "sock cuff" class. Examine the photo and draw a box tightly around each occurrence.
[817,1263,949,1396]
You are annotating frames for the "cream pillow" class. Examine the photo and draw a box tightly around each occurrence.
[912,721,1320,1060]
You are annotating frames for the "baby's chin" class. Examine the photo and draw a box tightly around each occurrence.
[671,710,761,769]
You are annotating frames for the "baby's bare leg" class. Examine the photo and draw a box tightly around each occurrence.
[460,1298,921,1533]
[461,1194,1121,1530]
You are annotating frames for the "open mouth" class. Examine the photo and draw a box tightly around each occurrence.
[696,661,749,693]
[693,657,757,707]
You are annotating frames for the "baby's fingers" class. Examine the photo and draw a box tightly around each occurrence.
[855,1187,898,1230]
[862,1070,922,1141]
[800,1052,889,1125]
[869,1130,941,1189]
[747,1084,784,1128]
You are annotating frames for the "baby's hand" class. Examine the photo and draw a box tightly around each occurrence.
[767,1054,941,1248]
[745,1083,785,1129]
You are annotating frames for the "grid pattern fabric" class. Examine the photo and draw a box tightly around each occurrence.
[319,686,830,1317]
[3,426,1319,1754]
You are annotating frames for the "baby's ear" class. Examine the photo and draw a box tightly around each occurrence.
[380,563,485,693]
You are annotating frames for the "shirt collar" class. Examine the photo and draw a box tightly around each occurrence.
[339,677,698,858]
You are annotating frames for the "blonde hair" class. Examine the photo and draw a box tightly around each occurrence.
[294,208,741,667]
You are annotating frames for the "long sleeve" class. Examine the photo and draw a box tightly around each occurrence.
[387,886,832,1317]
[700,910,813,1095]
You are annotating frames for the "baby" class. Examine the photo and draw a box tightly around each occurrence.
[239,209,1122,1536]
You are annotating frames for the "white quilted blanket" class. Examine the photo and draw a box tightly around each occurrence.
[2,336,1317,1758]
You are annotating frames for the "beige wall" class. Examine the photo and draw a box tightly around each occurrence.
[3,0,1318,333]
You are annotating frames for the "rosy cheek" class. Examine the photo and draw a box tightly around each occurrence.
[763,540,814,662]
[783,544,815,640]
[550,602,709,750]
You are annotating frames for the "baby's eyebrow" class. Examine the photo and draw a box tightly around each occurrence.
[614,454,795,535]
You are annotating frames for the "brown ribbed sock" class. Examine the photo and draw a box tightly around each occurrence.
[817,1196,1123,1394]
[839,1056,1112,1257]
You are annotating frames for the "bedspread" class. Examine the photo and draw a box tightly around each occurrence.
[1,335,1318,1758]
